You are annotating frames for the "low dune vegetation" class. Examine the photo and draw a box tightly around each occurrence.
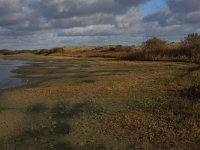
[1,33,200,64]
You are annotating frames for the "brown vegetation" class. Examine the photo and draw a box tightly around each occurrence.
[124,33,200,63]
[0,33,199,63]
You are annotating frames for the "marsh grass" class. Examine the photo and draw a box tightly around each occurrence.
[154,73,182,85]
[0,57,199,149]
[130,95,175,113]
[14,58,132,84]
[131,96,158,111]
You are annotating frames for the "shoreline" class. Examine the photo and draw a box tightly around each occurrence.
[0,58,31,91]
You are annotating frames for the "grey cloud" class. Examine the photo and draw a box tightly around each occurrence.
[0,0,29,26]
[144,0,200,26]
[0,0,147,35]
[30,0,148,19]
[167,0,200,13]
[0,0,200,50]
[0,0,147,32]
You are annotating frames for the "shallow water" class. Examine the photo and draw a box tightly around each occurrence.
[0,58,27,90]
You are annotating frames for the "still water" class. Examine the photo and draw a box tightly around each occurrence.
[0,58,26,90]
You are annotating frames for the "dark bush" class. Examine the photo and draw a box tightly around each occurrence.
[108,47,116,51]
[0,49,12,55]
[183,33,200,51]
[181,85,200,100]
[183,33,200,63]
[143,37,167,51]
[35,48,64,55]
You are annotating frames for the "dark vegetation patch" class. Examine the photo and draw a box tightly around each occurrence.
[178,66,200,100]
[72,75,88,79]
[44,142,72,150]
[0,101,108,150]
[0,49,37,55]
[50,102,88,119]
[154,72,184,85]
[0,101,106,149]
[78,142,106,150]
[35,48,64,56]
[80,64,92,68]
[26,103,47,113]
[130,95,179,114]
[49,121,71,135]
[51,102,106,119]
[81,80,95,83]
[180,85,200,100]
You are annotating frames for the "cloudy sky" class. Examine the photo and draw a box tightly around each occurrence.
[0,0,199,50]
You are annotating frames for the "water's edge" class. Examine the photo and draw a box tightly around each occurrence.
[0,58,28,90]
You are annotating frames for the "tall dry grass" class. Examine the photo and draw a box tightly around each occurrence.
[123,34,200,64]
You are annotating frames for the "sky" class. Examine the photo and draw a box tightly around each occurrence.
[0,0,200,50]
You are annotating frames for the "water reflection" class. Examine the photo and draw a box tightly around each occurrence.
[0,58,26,90]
